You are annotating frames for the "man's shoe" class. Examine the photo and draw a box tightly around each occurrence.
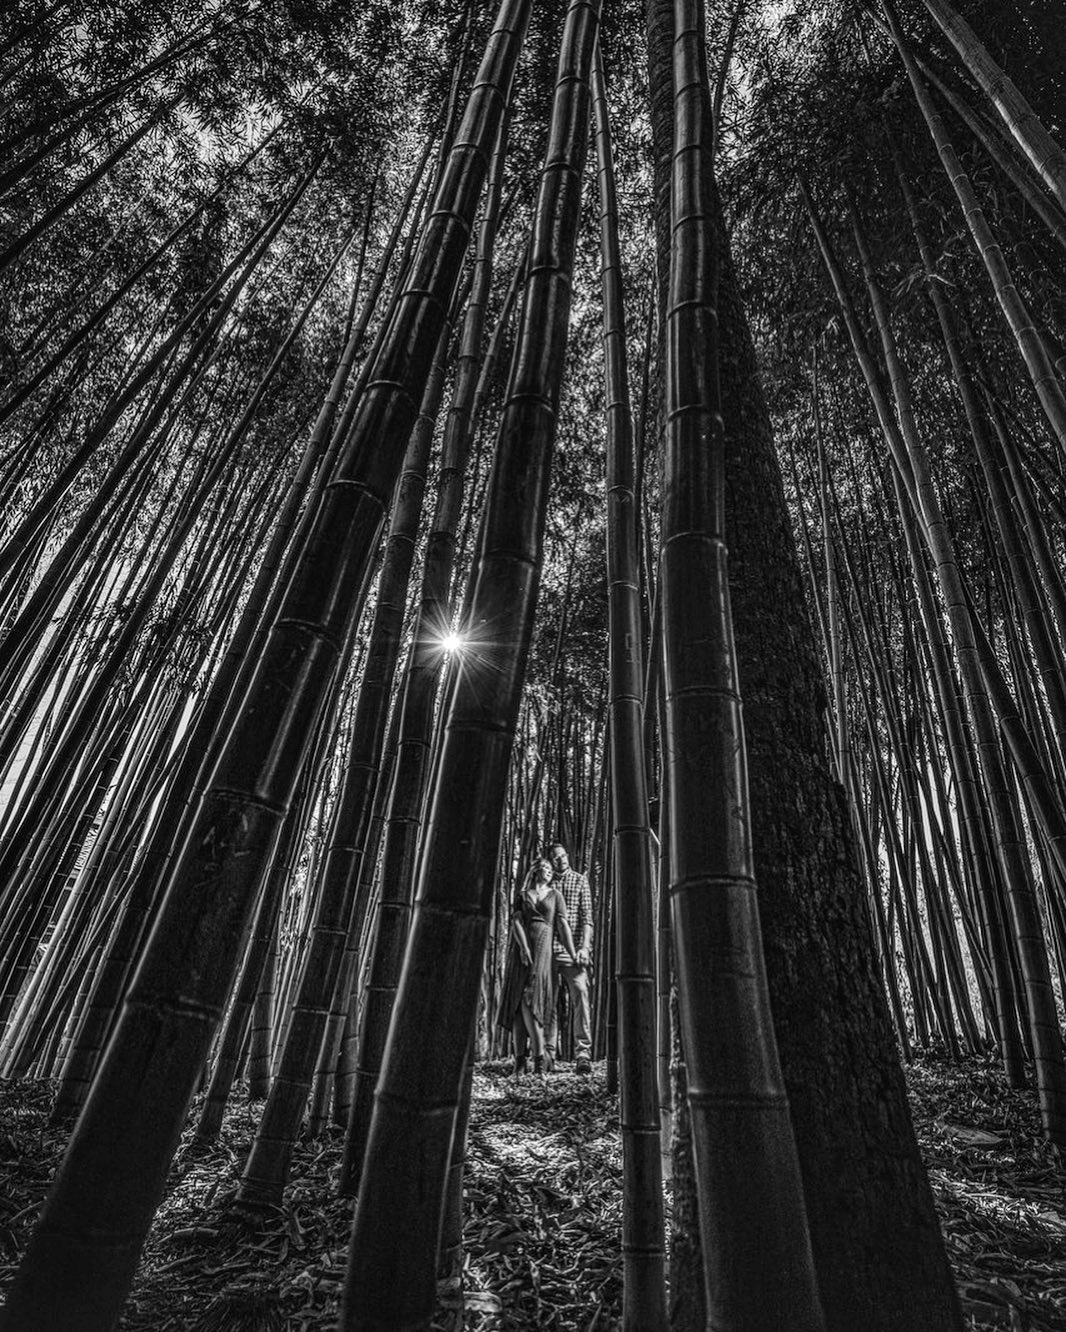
[513,1055,528,1077]
[541,1051,555,1075]
[575,1057,592,1076]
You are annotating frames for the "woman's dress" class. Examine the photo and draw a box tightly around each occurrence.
[497,887,568,1028]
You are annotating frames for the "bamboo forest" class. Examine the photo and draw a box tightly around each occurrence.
[1,0,1065,1327]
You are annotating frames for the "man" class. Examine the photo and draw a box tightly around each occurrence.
[545,841,593,1075]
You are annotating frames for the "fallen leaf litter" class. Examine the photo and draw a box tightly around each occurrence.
[0,1053,1063,1328]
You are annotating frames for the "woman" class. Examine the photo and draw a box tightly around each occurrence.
[497,857,577,1075]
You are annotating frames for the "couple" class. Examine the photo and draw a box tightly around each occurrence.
[498,842,593,1077]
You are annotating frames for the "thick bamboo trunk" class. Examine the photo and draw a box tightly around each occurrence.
[0,6,523,1320]
[660,0,824,1325]
[340,114,510,1194]
[341,1,595,1323]
[645,2,963,1324]
[234,344,441,1209]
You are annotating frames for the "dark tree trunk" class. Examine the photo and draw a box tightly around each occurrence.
[645,1,963,1326]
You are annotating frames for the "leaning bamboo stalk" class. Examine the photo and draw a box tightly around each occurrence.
[0,169,316,696]
[234,340,443,1209]
[0,14,220,178]
[888,145,1066,785]
[898,610,979,1049]
[0,474,256,1028]
[982,391,1066,663]
[881,0,1066,459]
[331,699,406,1125]
[803,178,1032,1079]
[48,457,307,1119]
[0,91,185,277]
[813,356,849,789]
[0,678,177,1071]
[342,0,594,1322]
[828,185,1066,1136]
[0,442,173,937]
[1,5,526,1320]
[44,154,427,1123]
[918,61,1066,255]
[190,739,320,1149]
[339,116,511,1195]
[850,198,1066,949]
[919,0,1066,214]
[839,532,955,1044]
[0,378,292,943]
[0,123,283,432]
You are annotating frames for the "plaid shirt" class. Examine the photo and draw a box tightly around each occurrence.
[552,866,593,963]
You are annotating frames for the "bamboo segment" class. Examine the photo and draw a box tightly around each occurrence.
[234,336,442,1210]
[803,176,1066,1146]
[920,0,1066,215]
[882,0,1066,459]
[662,0,824,1327]
[918,62,1066,255]
[340,112,511,1196]
[341,0,596,1323]
[592,40,667,1330]
[0,7,525,1324]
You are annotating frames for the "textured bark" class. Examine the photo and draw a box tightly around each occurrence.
[645,0,963,1326]
[717,223,963,1332]
[661,0,824,1322]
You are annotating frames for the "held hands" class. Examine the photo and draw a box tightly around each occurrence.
[576,947,590,967]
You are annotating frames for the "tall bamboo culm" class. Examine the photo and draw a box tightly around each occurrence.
[341,0,599,1323]
[0,7,525,1323]
[661,0,824,1326]
[592,39,667,1330]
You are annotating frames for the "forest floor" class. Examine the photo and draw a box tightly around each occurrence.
[1,1053,1064,1330]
